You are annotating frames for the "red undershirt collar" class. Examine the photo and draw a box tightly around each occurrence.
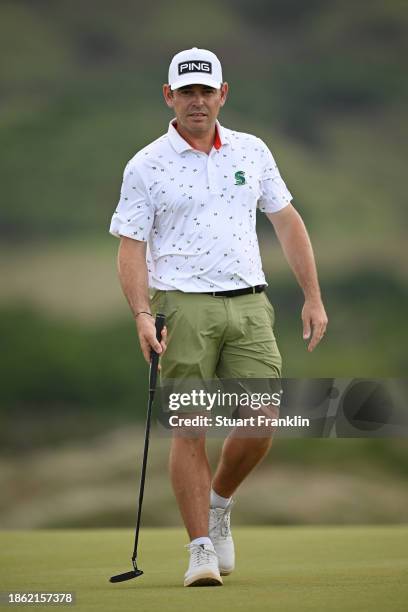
[213,127,221,150]
[173,121,222,151]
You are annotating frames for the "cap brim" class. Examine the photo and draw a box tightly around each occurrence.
[170,74,221,90]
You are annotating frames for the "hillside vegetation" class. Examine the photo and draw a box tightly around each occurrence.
[0,1,406,419]
[1,0,406,240]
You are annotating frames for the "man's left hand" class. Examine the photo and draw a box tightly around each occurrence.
[301,298,328,352]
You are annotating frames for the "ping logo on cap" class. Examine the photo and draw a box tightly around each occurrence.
[178,61,212,75]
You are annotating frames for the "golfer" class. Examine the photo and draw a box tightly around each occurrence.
[109,47,328,587]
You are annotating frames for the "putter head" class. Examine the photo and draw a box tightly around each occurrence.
[109,568,143,583]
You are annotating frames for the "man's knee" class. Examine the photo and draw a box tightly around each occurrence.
[222,435,273,463]
[171,432,206,454]
[241,435,273,453]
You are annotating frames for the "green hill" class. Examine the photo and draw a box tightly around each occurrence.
[1,0,407,241]
[0,2,406,418]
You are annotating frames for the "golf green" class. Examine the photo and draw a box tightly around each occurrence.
[1,526,407,611]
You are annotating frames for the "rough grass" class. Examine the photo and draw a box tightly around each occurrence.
[1,526,407,612]
[1,429,408,529]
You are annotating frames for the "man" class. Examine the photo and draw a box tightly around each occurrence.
[109,47,328,587]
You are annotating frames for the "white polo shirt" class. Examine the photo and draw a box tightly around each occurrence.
[109,120,292,291]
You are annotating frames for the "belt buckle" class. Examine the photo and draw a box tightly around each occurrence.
[212,292,224,298]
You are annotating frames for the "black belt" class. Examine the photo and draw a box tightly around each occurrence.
[204,285,266,298]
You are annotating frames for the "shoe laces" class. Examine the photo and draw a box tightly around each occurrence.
[185,543,217,566]
[210,501,233,539]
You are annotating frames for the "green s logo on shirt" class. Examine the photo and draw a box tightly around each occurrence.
[234,170,246,185]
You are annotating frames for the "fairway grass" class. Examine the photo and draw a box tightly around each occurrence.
[0,526,407,612]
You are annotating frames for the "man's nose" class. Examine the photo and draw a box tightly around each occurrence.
[191,91,205,105]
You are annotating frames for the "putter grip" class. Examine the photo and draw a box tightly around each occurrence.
[149,313,165,391]
[154,313,166,346]
[150,313,165,362]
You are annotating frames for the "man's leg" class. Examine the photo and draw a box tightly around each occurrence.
[153,292,228,586]
[155,289,222,533]
[209,292,281,575]
[214,292,282,497]
[212,434,273,498]
[170,432,223,586]
[169,433,211,539]
[207,432,273,576]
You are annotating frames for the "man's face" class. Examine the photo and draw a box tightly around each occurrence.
[163,83,228,135]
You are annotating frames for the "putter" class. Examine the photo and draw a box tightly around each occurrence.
[109,312,166,583]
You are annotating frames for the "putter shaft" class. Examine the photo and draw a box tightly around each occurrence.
[109,313,165,583]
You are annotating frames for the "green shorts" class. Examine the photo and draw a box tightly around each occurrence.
[150,289,282,381]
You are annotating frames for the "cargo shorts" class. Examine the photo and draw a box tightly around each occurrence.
[150,290,282,412]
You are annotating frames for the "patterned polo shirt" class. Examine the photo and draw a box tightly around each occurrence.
[109,119,292,291]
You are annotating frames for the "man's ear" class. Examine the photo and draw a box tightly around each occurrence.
[163,84,174,108]
[220,82,229,107]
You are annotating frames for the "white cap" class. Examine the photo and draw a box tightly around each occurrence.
[168,47,223,90]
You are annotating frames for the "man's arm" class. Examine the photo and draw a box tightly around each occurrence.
[266,203,328,352]
[117,236,166,363]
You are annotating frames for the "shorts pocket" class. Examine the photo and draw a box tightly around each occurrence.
[150,289,165,316]
[151,291,180,330]
[262,293,276,326]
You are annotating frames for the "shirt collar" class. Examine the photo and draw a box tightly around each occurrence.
[167,119,229,154]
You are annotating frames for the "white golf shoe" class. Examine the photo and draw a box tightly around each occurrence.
[209,500,235,575]
[183,542,223,587]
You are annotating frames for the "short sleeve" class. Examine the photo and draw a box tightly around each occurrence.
[109,161,154,241]
[257,139,292,213]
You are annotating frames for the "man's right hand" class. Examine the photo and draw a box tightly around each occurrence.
[136,313,167,364]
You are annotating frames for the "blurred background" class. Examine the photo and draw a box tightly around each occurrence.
[0,0,407,529]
